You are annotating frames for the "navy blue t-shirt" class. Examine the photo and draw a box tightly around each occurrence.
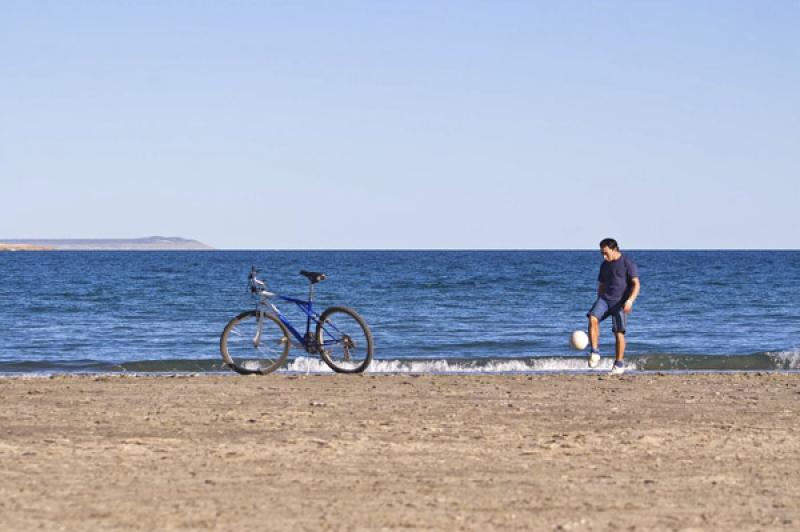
[598,254,639,303]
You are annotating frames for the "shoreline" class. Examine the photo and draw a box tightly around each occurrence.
[2,349,798,375]
[2,373,798,530]
[2,368,800,378]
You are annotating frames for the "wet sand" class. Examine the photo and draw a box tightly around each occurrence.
[1,373,798,531]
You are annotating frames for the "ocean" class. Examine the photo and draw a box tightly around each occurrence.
[1,250,798,374]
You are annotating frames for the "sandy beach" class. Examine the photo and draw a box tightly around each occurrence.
[1,373,798,531]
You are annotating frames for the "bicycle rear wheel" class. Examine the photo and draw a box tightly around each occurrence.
[220,311,290,375]
[316,306,374,373]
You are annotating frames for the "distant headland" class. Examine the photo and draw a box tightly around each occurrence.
[0,236,214,251]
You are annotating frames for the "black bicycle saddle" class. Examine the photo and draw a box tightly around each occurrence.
[299,270,327,284]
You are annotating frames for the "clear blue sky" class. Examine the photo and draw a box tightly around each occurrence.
[1,1,797,249]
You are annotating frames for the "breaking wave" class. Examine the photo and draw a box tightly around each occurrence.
[3,350,800,375]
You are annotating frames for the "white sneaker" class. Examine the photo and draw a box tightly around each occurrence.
[588,350,600,368]
[609,361,625,376]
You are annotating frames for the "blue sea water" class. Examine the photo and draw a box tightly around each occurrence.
[1,250,798,374]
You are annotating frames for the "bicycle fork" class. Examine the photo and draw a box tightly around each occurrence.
[252,311,266,348]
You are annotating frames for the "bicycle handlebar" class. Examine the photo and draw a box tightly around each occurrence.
[248,266,266,294]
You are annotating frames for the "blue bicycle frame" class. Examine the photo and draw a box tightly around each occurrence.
[269,294,324,352]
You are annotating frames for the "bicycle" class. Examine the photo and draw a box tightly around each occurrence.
[219,267,374,375]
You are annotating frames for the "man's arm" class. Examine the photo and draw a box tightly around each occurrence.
[624,277,640,313]
[597,282,605,297]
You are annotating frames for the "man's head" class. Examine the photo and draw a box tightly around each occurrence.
[599,238,620,262]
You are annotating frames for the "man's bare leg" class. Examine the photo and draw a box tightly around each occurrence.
[587,316,602,368]
[589,316,599,351]
[615,332,625,361]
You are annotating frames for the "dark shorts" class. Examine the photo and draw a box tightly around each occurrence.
[587,297,627,334]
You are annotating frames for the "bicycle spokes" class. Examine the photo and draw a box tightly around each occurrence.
[340,335,355,361]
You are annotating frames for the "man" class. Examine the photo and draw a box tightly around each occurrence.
[587,238,640,375]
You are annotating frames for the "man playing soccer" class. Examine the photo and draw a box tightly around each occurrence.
[587,238,640,375]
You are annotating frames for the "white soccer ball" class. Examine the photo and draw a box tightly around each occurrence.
[570,330,589,351]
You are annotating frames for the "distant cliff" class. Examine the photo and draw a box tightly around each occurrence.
[0,243,54,251]
[0,237,214,251]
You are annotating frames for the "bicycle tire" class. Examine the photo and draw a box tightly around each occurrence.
[220,310,290,375]
[316,306,374,373]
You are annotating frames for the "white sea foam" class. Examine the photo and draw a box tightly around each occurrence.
[286,357,334,373]
[767,349,800,370]
[284,356,621,374]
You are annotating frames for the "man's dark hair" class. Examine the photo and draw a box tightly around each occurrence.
[599,238,619,250]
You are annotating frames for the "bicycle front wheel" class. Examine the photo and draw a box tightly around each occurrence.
[316,306,374,373]
[220,311,290,375]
